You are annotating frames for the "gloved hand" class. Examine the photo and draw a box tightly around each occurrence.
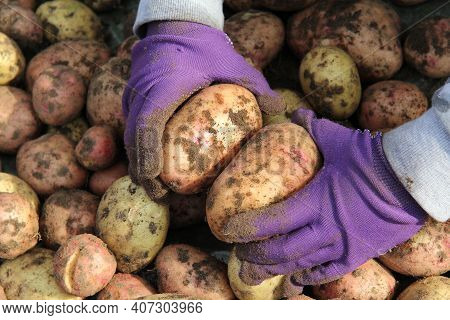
[122,21,284,199]
[225,109,426,286]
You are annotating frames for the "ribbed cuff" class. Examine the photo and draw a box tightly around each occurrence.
[134,0,225,38]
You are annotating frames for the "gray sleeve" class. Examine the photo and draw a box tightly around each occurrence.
[134,0,224,38]
[382,79,450,222]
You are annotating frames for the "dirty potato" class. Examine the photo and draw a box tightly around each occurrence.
[97,273,156,300]
[47,117,89,144]
[116,35,139,59]
[262,88,311,126]
[166,192,206,229]
[397,276,450,300]
[89,161,128,196]
[156,244,235,300]
[0,32,25,85]
[0,173,39,212]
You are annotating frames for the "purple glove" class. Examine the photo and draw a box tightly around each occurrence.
[225,109,426,286]
[122,21,284,199]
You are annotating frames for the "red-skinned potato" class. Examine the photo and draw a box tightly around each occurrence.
[89,161,128,196]
[397,276,450,300]
[97,273,156,300]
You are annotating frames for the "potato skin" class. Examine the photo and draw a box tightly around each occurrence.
[288,294,315,300]
[358,81,428,131]
[40,189,99,250]
[89,161,128,196]
[263,89,311,126]
[161,84,262,195]
[397,276,450,300]
[32,66,86,126]
[0,86,41,154]
[75,126,117,171]
[404,17,449,78]
[0,248,81,300]
[167,192,206,229]
[224,11,284,70]
[300,46,361,120]
[0,173,40,213]
[288,0,402,81]
[380,218,449,277]
[312,260,396,300]
[96,176,169,273]
[47,117,89,144]
[0,285,6,300]
[26,40,110,90]
[54,234,117,298]
[156,244,234,300]
[97,273,156,300]
[16,134,88,196]
[0,32,25,85]
[116,35,139,59]
[207,123,321,243]
[2,0,35,10]
[139,293,197,300]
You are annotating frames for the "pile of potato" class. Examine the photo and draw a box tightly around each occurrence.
[0,0,449,301]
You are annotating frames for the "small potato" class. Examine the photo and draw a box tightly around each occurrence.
[300,46,361,120]
[161,84,262,195]
[224,10,284,70]
[207,123,321,243]
[263,88,311,126]
[96,176,169,273]
[397,276,450,300]
[47,117,89,144]
[40,189,99,250]
[404,17,449,78]
[16,134,88,196]
[155,244,235,300]
[358,81,428,131]
[380,218,449,277]
[89,161,128,196]
[97,273,156,300]
[0,32,25,85]
[54,234,117,298]
[166,192,206,229]
[75,126,117,171]
[0,86,41,154]
[0,248,81,300]
[86,57,131,134]
[116,36,139,59]
[0,284,5,300]
[312,260,396,300]
[0,173,39,213]
[83,0,121,12]
[32,66,86,126]
[36,0,102,43]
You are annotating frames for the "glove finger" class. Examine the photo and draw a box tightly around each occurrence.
[293,261,346,286]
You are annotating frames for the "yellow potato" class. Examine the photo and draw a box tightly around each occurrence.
[0,32,25,85]
[262,88,311,126]
[0,172,39,213]
[47,117,89,144]
[397,276,450,300]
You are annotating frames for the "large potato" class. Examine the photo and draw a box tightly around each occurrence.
[167,192,206,229]
[16,134,88,196]
[26,40,110,89]
[0,248,81,300]
[97,273,156,300]
[312,260,396,300]
[288,0,402,81]
[207,123,321,243]
[0,172,39,212]
[83,0,120,12]
[300,46,361,120]
[262,88,311,126]
[161,84,262,195]
[96,176,169,273]
[224,11,284,70]
[155,244,235,300]
[397,276,449,300]
[0,86,41,154]
[47,117,89,144]
[89,161,128,196]
[36,0,102,43]
[0,32,25,85]
[380,218,449,277]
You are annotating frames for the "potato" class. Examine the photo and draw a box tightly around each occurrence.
[167,192,206,229]
[397,276,450,300]
[16,134,88,196]
[40,189,99,250]
[300,46,361,120]
[155,244,234,300]
[380,218,449,277]
[161,84,262,195]
[2,0,35,10]
[288,0,402,81]
[96,176,169,273]
[54,234,116,297]
[224,11,284,70]
[228,249,285,300]
[0,284,5,300]
[116,35,139,59]
[404,17,449,78]
[0,32,25,85]
[0,86,41,154]
[207,123,321,242]
[139,293,196,300]
[26,40,110,90]
[47,117,89,144]
[0,172,39,213]
[97,273,156,300]
[89,161,128,196]
[86,57,130,134]
[83,0,120,12]
[392,0,428,5]
[36,0,102,43]
[358,81,428,131]
[75,126,117,171]
[0,4,43,50]
[288,295,315,300]
[312,260,396,300]
[0,248,81,300]
[263,89,311,126]
[32,65,86,126]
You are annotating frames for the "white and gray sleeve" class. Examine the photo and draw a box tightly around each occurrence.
[134,0,225,38]
[383,79,450,222]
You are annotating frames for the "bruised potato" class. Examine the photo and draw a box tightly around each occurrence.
[96,176,169,273]
[397,276,450,300]
[161,84,262,195]
[155,244,235,300]
[89,161,128,196]
[97,273,156,300]
[0,32,25,85]
[47,117,89,144]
